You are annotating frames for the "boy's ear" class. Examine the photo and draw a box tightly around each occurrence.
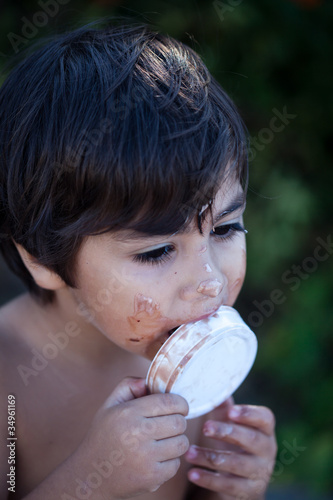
[14,243,66,291]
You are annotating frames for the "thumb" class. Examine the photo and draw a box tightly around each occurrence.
[103,377,148,409]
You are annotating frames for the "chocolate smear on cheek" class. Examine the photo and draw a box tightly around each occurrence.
[127,293,165,335]
[126,294,170,358]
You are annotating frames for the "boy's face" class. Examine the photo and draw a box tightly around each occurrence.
[68,179,247,360]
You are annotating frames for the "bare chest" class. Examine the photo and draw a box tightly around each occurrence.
[8,354,202,500]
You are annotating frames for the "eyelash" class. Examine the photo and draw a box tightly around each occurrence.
[133,223,247,266]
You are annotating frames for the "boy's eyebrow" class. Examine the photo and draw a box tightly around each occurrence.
[114,193,246,242]
[211,193,246,225]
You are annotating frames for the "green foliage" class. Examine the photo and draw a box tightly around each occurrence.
[1,0,332,494]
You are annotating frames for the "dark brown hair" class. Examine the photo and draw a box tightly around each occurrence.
[0,20,248,304]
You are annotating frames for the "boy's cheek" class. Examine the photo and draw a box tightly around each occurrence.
[226,274,245,306]
[225,248,246,307]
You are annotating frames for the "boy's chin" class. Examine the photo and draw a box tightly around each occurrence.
[142,334,171,361]
[139,325,182,361]
[123,331,171,361]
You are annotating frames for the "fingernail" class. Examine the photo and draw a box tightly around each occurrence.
[229,406,241,418]
[203,423,215,436]
[186,446,198,459]
[190,471,200,481]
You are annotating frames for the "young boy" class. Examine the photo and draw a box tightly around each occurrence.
[0,22,277,499]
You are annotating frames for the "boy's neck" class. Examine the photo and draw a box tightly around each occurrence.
[22,288,125,369]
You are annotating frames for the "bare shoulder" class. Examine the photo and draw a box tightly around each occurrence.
[0,293,31,332]
[0,310,24,498]
[0,294,32,379]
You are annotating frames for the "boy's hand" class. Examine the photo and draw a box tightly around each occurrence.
[185,399,277,499]
[76,377,189,499]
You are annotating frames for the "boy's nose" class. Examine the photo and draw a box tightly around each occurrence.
[180,277,224,300]
[197,279,223,297]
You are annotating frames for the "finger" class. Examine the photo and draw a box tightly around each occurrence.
[103,377,147,408]
[185,445,266,479]
[228,405,276,436]
[123,392,189,418]
[188,468,268,498]
[145,414,187,440]
[208,396,235,421]
[149,393,189,417]
[203,420,272,456]
[155,434,189,462]
[156,457,181,483]
[212,396,234,411]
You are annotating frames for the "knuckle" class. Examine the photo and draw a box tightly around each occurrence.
[150,461,161,476]
[270,437,278,458]
[174,415,187,434]
[238,404,251,417]
[162,393,179,410]
[223,478,239,496]
[160,458,180,482]
[248,428,259,445]
[116,405,137,423]
[265,407,276,431]
[146,471,162,493]
[171,457,181,476]
[252,479,267,496]
[177,435,189,455]
[117,405,131,419]
[227,453,245,473]
[168,393,189,414]
[162,393,188,416]
[249,471,262,482]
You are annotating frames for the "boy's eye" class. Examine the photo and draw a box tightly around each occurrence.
[133,244,175,265]
[212,222,247,239]
[132,224,247,266]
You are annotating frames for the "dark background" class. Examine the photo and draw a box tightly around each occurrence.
[1,0,333,498]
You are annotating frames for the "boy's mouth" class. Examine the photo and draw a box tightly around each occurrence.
[167,326,180,336]
[166,307,220,337]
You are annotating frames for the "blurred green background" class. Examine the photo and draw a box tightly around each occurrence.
[1,0,333,498]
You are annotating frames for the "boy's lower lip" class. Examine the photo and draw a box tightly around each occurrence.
[167,307,221,336]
